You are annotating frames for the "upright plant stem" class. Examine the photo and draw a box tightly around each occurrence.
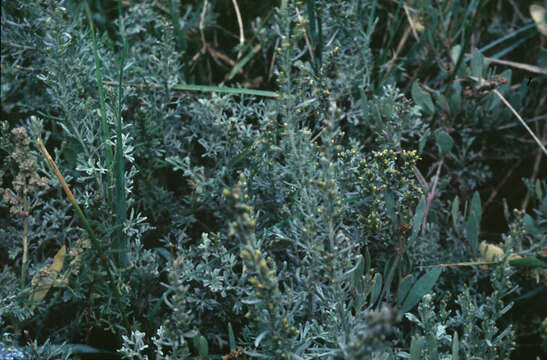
[21,207,29,286]
[114,0,128,268]
[37,138,131,332]
[83,0,112,202]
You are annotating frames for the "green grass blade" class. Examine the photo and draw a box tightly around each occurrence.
[114,0,128,267]
[488,34,535,60]
[377,0,404,87]
[171,84,278,98]
[226,44,262,82]
[476,22,536,56]
[84,1,112,181]
[37,138,130,331]
[226,7,274,82]
[306,0,322,69]
[447,0,484,86]
[169,0,189,81]
[365,0,378,43]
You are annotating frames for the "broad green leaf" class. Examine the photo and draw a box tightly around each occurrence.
[509,257,547,269]
[452,332,460,360]
[450,45,462,65]
[192,334,201,351]
[433,91,450,114]
[465,214,480,256]
[418,129,430,155]
[352,255,365,287]
[470,191,482,223]
[434,129,454,157]
[228,322,236,350]
[410,335,424,360]
[523,214,543,236]
[466,193,481,255]
[450,81,462,113]
[400,267,442,314]
[370,273,383,305]
[198,335,208,358]
[408,196,426,248]
[411,80,435,115]
[382,254,399,300]
[471,50,485,77]
[364,247,371,274]
[396,274,415,307]
[452,196,460,229]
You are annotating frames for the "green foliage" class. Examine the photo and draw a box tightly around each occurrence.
[1,0,546,359]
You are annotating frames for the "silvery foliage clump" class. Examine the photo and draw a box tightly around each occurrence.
[1,0,159,350]
[2,0,544,359]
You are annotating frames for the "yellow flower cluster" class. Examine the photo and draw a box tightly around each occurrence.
[356,148,423,235]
